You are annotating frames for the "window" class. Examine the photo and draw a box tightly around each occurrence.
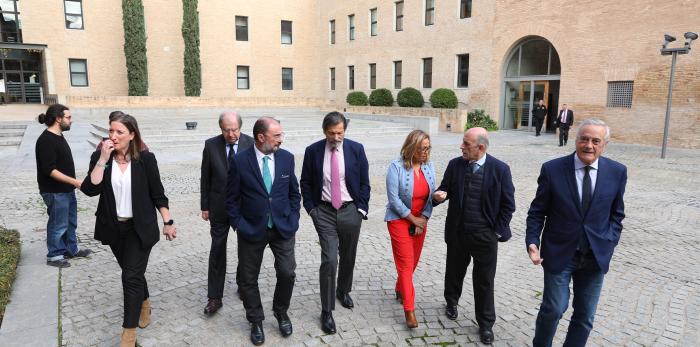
[348,14,355,40]
[393,61,402,89]
[457,54,469,88]
[425,0,435,26]
[237,65,249,90]
[460,0,472,19]
[422,58,432,88]
[369,8,377,36]
[64,0,84,29]
[69,59,88,87]
[0,0,22,42]
[369,63,376,89]
[235,16,248,41]
[607,81,634,108]
[282,68,293,90]
[348,65,355,90]
[330,67,336,90]
[281,20,292,44]
[329,20,335,44]
[395,1,404,31]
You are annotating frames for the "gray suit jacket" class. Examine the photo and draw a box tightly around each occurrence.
[200,133,253,222]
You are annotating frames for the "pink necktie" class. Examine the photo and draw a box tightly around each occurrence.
[331,148,342,209]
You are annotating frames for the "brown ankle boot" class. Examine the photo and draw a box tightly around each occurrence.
[138,299,151,328]
[120,328,136,347]
[404,310,418,328]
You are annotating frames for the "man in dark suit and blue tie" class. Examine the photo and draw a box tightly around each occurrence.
[526,118,627,347]
[200,111,254,315]
[226,116,301,345]
[300,111,370,334]
[432,127,515,344]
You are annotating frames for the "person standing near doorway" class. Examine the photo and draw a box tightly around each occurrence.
[556,104,574,146]
[532,99,547,136]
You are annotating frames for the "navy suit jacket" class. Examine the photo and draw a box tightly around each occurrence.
[299,138,370,215]
[226,147,301,241]
[526,153,627,274]
[434,154,516,242]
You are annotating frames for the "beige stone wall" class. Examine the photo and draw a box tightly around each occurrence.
[14,0,700,147]
[200,0,321,98]
[20,0,127,96]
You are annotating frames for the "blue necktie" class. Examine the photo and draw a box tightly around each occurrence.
[262,156,273,228]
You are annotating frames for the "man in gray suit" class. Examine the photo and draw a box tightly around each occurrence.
[201,111,254,315]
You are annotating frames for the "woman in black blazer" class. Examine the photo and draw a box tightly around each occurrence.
[81,113,176,347]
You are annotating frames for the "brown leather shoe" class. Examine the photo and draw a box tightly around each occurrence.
[404,310,418,329]
[204,298,222,315]
[120,328,136,347]
[138,298,151,328]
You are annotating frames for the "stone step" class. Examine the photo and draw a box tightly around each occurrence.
[0,123,28,130]
[0,130,25,137]
[0,138,21,146]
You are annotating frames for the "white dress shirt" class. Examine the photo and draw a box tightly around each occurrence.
[574,154,598,202]
[254,145,275,183]
[111,162,133,218]
[225,141,239,157]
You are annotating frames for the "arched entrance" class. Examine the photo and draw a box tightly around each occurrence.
[500,37,560,132]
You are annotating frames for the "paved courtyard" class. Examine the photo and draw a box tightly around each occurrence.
[0,109,698,346]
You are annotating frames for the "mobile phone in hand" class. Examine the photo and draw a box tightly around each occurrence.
[409,224,416,236]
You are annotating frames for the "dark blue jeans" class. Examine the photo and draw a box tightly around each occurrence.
[41,191,79,261]
[533,252,605,347]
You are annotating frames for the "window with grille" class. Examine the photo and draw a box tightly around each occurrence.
[607,81,633,108]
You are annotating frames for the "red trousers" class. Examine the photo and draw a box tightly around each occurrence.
[388,219,427,311]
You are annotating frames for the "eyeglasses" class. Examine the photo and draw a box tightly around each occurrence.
[418,146,432,153]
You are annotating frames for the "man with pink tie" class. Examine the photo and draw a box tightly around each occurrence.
[557,104,574,146]
[300,111,371,334]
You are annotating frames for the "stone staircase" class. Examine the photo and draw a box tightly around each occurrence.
[81,108,416,152]
[0,122,28,148]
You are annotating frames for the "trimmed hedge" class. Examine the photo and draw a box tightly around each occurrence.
[369,88,394,106]
[397,87,424,107]
[122,0,148,96]
[0,227,20,326]
[346,91,369,106]
[430,88,458,109]
[182,0,201,96]
[465,109,499,131]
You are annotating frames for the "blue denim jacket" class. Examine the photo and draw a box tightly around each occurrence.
[384,158,437,222]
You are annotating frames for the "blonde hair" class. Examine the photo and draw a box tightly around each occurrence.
[400,129,431,169]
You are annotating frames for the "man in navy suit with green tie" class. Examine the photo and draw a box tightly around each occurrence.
[226,116,301,345]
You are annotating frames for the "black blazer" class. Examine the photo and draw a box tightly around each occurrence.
[81,150,169,248]
[434,155,516,242]
[556,109,574,129]
[299,138,371,215]
[200,133,253,222]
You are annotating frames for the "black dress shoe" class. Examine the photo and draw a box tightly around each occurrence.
[445,304,458,320]
[274,312,293,337]
[479,327,494,344]
[320,311,336,334]
[204,298,222,315]
[336,292,354,309]
[250,322,265,346]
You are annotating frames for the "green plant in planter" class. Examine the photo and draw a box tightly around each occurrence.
[466,109,499,131]
[430,88,458,108]
[346,91,369,106]
[369,88,394,106]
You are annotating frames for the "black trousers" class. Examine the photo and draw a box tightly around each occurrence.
[237,227,296,323]
[559,126,570,145]
[207,219,239,299]
[311,202,363,312]
[444,230,498,329]
[534,117,544,135]
[109,220,151,328]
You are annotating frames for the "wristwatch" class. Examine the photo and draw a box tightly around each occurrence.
[163,219,174,226]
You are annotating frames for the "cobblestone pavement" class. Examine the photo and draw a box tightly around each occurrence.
[1,115,698,346]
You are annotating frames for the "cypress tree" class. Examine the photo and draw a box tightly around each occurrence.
[122,0,148,96]
[182,0,201,96]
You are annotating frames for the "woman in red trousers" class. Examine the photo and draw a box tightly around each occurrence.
[384,130,436,328]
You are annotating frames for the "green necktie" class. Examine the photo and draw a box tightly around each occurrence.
[262,156,273,228]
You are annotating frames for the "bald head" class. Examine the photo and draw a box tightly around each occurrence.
[219,111,242,144]
[461,127,489,161]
